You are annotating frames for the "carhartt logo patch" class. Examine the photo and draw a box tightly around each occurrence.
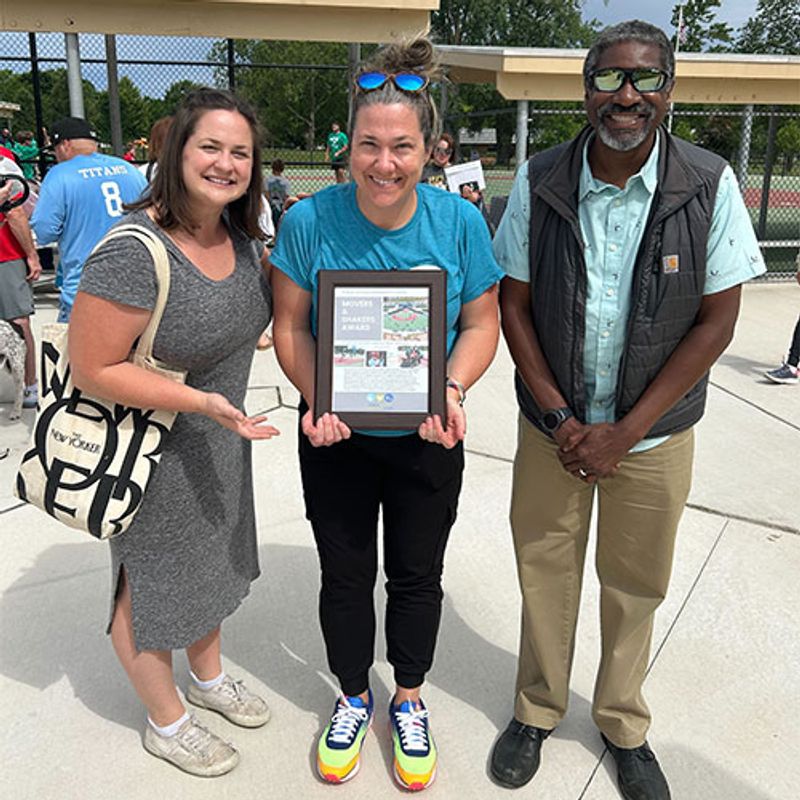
[662,254,679,274]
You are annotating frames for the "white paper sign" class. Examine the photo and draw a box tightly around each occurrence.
[444,159,486,194]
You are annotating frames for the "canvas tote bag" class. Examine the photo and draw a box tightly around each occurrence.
[15,223,186,539]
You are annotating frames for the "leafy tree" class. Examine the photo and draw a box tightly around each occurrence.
[432,0,597,165]
[431,0,595,48]
[0,70,36,131]
[692,112,741,162]
[209,40,349,149]
[775,119,800,172]
[735,0,800,54]
[97,76,147,144]
[669,1,733,53]
[2,68,103,141]
[431,0,505,46]
[161,79,212,114]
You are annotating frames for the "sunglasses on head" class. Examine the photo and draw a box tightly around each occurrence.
[588,67,671,94]
[355,71,429,94]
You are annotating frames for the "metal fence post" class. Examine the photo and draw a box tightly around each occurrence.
[736,104,753,193]
[65,33,85,118]
[28,32,47,176]
[515,99,529,169]
[227,39,236,91]
[105,35,123,155]
[347,43,361,132]
[757,107,778,240]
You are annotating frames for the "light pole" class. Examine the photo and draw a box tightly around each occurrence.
[668,3,685,133]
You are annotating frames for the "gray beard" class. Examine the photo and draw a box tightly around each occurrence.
[596,120,653,151]
[595,101,657,152]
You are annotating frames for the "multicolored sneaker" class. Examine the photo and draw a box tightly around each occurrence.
[317,690,374,784]
[389,697,437,791]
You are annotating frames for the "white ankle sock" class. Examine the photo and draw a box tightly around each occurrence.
[148,710,190,738]
[190,669,225,691]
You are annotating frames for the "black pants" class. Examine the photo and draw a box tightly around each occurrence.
[788,314,800,367]
[299,419,464,696]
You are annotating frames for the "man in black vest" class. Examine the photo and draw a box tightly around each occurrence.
[490,20,764,800]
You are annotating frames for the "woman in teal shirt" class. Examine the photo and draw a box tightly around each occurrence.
[272,37,502,792]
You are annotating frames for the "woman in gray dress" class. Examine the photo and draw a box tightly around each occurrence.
[68,88,278,777]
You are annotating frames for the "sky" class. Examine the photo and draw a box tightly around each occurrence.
[584,0,760,36]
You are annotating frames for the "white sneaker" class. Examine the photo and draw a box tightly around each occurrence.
[143,715,239,777]
[187,674,271,728]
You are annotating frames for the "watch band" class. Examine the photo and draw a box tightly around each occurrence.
[446,377,466,406]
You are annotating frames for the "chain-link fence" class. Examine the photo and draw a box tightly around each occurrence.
[0,31,351,196]
[1,32,797,276]
[459,105,800,279]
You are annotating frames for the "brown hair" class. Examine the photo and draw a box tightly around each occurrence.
[435,132,455,152]
[147,116,173,164]
[127,88,264,240]
[351,36,442,148]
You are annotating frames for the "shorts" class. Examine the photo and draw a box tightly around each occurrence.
[0,259,34,319]
[331,159,347,171]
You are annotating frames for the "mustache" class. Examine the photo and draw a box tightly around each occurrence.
[598,102,656,120]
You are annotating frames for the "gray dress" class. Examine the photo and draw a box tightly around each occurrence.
[79,209,271,651]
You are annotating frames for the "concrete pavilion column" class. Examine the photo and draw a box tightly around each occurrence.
[515,99,529,169]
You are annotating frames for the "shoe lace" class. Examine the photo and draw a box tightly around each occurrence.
[178,719,217,755]
[394,705,430,753]
[218,677,247,702]
[328,698,368,745]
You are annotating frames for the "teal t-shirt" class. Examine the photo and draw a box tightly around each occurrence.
[270,182,504,435]
[271,182,503,353]
[326,131,349,160]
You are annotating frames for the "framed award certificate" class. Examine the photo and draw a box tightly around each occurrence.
[314,269,447,429]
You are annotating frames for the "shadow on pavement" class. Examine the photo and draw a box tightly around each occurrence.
[716,352,775,379]
[596,742,779,800]
[1,539,558,741]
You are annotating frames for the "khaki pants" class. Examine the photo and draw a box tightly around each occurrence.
[511,414,694,747]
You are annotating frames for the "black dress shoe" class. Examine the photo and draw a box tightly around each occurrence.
[490,718,552,788]
[601,734,671,800]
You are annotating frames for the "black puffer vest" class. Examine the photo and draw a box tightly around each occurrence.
[516,125,727,438]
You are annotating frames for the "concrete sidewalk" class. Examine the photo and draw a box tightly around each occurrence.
[1,282,798,799]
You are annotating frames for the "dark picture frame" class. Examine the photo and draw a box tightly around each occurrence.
[314,269,447,429]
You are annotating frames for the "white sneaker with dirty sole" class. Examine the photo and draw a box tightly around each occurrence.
[187,674,271,728]
[143,715,239,777]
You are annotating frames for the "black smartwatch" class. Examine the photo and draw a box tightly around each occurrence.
[541,407,573,434]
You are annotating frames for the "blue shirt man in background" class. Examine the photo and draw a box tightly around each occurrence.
[31,117,147,321]
[490,20,764,800]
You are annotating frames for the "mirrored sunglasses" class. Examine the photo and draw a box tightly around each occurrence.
[589,67,671,93]
[355,71,429,94]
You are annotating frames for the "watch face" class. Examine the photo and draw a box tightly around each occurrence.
[543,411,559,431]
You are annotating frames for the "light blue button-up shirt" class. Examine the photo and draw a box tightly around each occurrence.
[494,132,766,451]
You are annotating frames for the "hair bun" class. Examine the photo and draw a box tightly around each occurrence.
[369,36,441,81]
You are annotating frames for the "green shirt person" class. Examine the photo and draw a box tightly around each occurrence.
[13,132,39,180]
[325,122,349,183]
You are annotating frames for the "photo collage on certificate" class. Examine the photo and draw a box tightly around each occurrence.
[331,285,430,413]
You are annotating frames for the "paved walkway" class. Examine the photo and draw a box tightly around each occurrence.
[1,282,798,799]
